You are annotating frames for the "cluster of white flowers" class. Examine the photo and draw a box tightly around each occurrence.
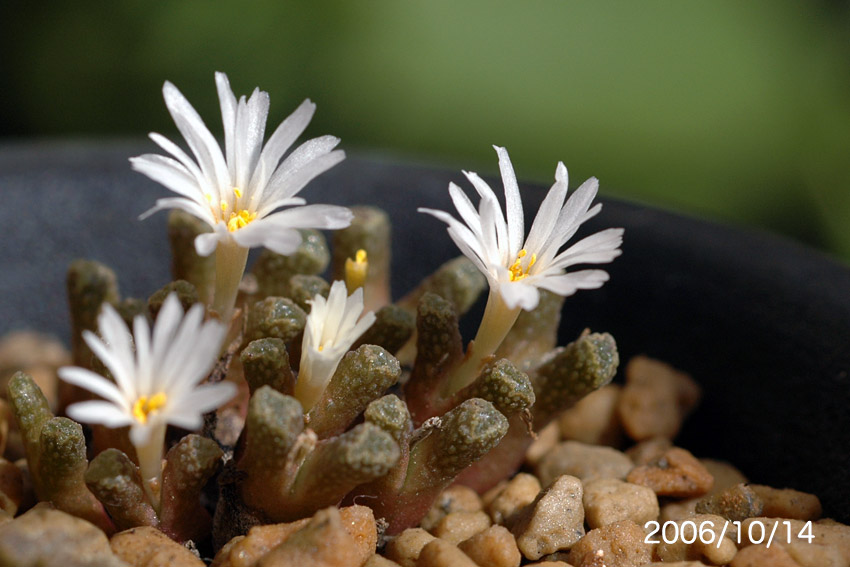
[58,72,622,507]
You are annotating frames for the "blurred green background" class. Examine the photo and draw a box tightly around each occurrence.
[2,1,849,259]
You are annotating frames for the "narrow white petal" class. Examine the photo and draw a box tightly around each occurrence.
[66,401,132,428]
[232,223,302,255]
[259,150,346,212]
[147,132,207,191]
[139,197,216,227]
[58,367,127,408]
[195,231,224,256]
[523,163,569,255]
[215,71,238,178]
[535,269,610,296]
[494,146,524,258]
[260,135,340,198]
[448,182,483,238]
[252,98,317,193]
[129,422,155,447]
[130,155,203,202]
[547,228,624,270]
[536,178,600,266]
[162,81,231,193]
[168,383,237,430]
[235,87,270,188]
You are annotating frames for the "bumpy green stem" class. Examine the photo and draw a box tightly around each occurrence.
[332,206,392,311]
[241,338,295,396]
[67,259,120,369]
[85,448,157,531]
[531,331,619,426]
[244,297,307,346]
[364,398,508,534]
[167,209,215,306]
[252,229,330,298]
[37,417,115,533]
[286,274,330,312]
[238,387,305,513]
[283,423,399,521]
[353,305,415,356]
[159,434,224,542]
[403,293,464,425]
[306,345,401,438]
[147,280,200,319]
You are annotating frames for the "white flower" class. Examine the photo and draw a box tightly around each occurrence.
[419,146,623,311]
[58,293,235,454]
[131,71,353,257]
[295,280,377,411]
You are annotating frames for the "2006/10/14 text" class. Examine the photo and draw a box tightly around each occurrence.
[644,520,815,548]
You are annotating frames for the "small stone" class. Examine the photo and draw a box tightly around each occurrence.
[740,517,850,567]
[486,473,542,527]
[525,422,560,467]
[0,331,70,411]
[617,356,700,441]
[536,441,633,487]
[457,525,522,567]
[419,485,482,532]
[558,384,622,446]
[695,483,763,521]
[658,458,748,523]
[511,475,585,560]
[430,510,490,546]
[626,437,672,466]
[415,538,478,567]
[568,521,652,567]
[110,526,204,567]
[0,458,23,516]
[582,478,659,529]
[384,528,437,567]
[730,544,800,567]
[0,505,124,567]
[654,514,737,565]
[212,505,375,567]
[748,485,822,520]
[363,555,403,567]
[626,447,713,498]
[524,562,575,567]
[257,506,373,567]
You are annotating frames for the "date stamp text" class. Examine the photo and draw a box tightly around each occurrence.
[644,520,815,548]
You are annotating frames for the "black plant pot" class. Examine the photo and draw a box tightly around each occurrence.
[3,140,849,521]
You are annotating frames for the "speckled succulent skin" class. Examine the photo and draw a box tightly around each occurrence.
[66,260,120,371]
[252,229,331,299]
[167,209,215,306]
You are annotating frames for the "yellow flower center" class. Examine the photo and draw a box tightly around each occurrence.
[227,209,257,232]
[509,249,536,282]
[344,249,369,292]
[132,392,168,424]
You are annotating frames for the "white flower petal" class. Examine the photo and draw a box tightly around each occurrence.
[498,280,540,311]
[260,149,346,213]
[535,269,610,296]
[195,231,225,257]
[250,98,316,194]
[215,71,238,177]
[66,400,133,428]
[494,146,524,258]
[58,367,127,408]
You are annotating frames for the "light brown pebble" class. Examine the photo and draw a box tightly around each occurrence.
[212,505,375,567]
[536,441,633,487]
[582,478,659,529]
[617,356,700,441]
[415,538,478,567]
[110,526,204,567]
[511,475,585,560]
[384,528,437,567]
[457,524,521,567]
[486,473,542,526]
[748,485,822,521]
[740,517,850,567]
[729,544,801,567]
[626,437,673,466]
[256,506,370,567]
[653,514,737,565]
[525,421,561,467]
[419,485,482,532]
[626,447,713,498]
[0,458,23,516]
[568,521,652,567]
[430,510,490,545]
[645,562,707,567]
[658,458,748,523]
[0,505,125,567]
[0,331,70,410]
[695,483,763,521]
[558,384,622,447]
[524,562,575,567]
[364,555,403,567]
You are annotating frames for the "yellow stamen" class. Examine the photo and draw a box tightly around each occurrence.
[220,200,228,212]
[509,249,536,282]
[345,249,369,292]
[132,392,168,424]
[227,209,258,232]
[205,194,213,203]
[233,187,243,198]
